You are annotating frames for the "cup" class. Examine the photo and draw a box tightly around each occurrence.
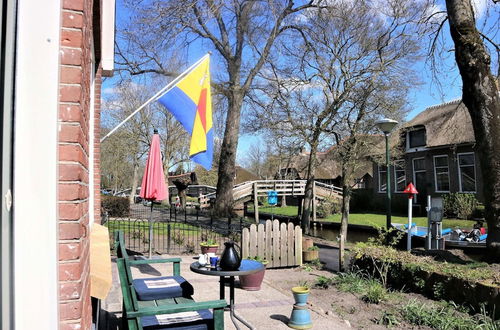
[210,256,218,268]
[207,252,216,259]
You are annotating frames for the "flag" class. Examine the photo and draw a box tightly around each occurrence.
[157,55,213,170]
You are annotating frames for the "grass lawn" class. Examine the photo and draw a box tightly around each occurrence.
[259,206,479,229]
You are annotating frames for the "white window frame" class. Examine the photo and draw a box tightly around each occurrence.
[433,155,450,193]
[378,164,387,193]
[394,160,406,192]
[406,127,427,152]
[412,157,426,203]
[457,152,477,193]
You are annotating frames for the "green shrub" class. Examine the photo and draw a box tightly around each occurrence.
[102,196,130,217]
[350,189,408,214]
[314,275,335,289]
[334,272,369,294]
[399,300,497,330]
[376,311,400,328]
[362,281,387,304]
[317,198,341,218]
[443,193,478,219]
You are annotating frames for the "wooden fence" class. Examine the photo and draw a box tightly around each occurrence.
[241,219,302,268]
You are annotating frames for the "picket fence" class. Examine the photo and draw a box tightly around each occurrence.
[241,219,302,268]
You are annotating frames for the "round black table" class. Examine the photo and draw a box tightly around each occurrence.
[190,259,264,330]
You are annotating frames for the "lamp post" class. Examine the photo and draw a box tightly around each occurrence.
[375,118,398,229]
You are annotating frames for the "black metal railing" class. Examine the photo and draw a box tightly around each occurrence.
[103,203,251,256]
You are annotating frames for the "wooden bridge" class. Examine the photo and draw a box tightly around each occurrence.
[198,180,342,222]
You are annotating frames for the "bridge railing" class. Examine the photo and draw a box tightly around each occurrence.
[198,179,343,209]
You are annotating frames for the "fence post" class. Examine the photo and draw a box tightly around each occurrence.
[228,216,232,234]
[174,207,177,222]
[196,208,199,222]
[312,181,317,223]
[240,217,243,243]
[253,182,259,224]
[167,223,171,254]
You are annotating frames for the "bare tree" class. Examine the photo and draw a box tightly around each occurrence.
[243,143,266,179]
[118,0,319,216]
[443,0,500,260]
[248,0,427,233]
[101,80,190,203]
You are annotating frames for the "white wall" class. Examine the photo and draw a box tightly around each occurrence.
[13,0,61,328]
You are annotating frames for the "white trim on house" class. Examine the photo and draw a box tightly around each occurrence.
[377,164,387,193]
[433,155,450,193]
[405,127,428,153]
[412,157,426,203]
[13,0,61,327]
[457,152,477,193]
[101,0,116,76]
[393,160,406,193]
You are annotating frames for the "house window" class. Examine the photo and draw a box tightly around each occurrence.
[378,165,387,192]
[408,128,426,148]
[433,155,450,192]
[458,153,476,192]
[394,160,406,192]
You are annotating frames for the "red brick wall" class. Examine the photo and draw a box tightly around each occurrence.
[58,0,102,328]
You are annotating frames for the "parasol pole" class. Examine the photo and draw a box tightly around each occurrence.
[149,201,154,258]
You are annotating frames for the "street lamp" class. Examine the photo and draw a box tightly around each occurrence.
[375,118,398,229]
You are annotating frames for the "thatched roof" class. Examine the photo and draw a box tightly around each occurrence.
[402,99,474,147]
[286,135,382,180]
[234,166,259,184]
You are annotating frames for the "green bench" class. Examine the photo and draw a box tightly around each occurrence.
[114,231,227,330]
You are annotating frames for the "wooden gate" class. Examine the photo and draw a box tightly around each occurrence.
[241,220,302,268]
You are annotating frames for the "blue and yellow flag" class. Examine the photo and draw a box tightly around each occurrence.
[157,56,213,170]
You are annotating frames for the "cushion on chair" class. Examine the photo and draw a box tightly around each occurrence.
[133,276,194,301]
[140,309,212,330]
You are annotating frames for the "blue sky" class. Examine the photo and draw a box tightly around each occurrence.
[104,0,493,164]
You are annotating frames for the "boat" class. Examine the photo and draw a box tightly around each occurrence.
[393,223,487,250]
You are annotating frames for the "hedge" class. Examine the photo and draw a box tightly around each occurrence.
[351,243,500,318]
[102,195,130,217]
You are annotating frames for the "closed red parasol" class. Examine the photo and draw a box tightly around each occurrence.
[140,130,168,202]
[140,130,168,258]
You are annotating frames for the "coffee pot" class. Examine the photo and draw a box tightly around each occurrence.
[220,241,241,270]
[198,254,208,266]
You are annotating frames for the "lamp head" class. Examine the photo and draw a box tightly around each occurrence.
[375,118,398,134]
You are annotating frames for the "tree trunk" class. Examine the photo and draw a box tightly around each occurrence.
[281,195,287,207]
[445,0,500,260]
[301,141,319,235]
[214,92,243,216]
[129,162,139,204]
[340,165,352,270]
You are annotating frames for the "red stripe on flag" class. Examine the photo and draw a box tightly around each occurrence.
[197,89,207,132]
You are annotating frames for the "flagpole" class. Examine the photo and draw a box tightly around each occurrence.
[101,53,210,142]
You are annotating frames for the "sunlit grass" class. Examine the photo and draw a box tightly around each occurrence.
[258,206,479,229]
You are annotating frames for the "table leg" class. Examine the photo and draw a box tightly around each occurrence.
[219,276,225,300]
[228,276,255,330]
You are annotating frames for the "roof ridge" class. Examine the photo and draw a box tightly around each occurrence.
[425,98,462,111]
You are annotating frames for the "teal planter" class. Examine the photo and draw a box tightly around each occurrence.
[288,287,312,329]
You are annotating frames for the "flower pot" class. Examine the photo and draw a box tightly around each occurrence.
[302,250,319,262]
[200,244,218,254]
[289,286,312,329]
[239,261,268,291]
[291,286,310,306]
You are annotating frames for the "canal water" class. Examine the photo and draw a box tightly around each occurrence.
[310,222,378,244]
